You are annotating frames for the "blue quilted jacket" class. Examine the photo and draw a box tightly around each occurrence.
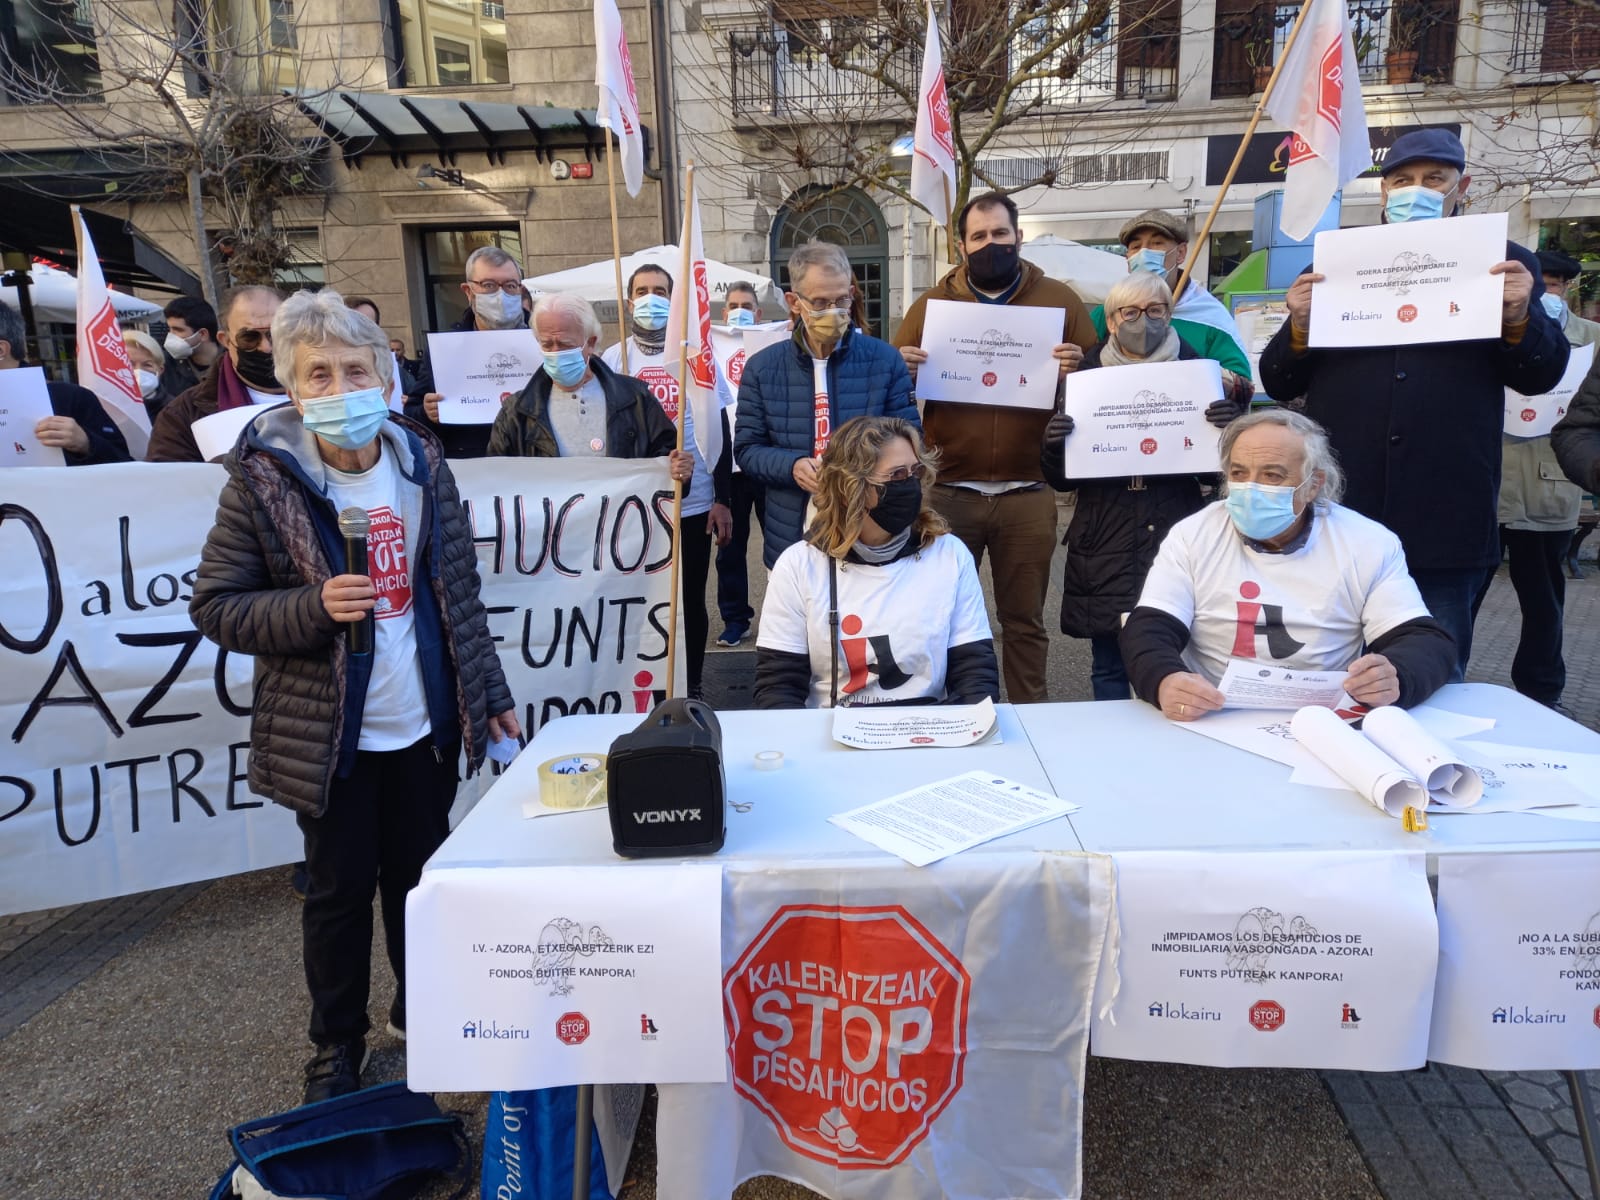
[734,326,918,565]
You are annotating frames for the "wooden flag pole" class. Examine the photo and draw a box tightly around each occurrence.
[604,133,631,374]
[663,162,696,700]
[1172,0,1316,302]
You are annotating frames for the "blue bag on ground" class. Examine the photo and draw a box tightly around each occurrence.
[482,1087,611,1200]
[209,1081,468,1200]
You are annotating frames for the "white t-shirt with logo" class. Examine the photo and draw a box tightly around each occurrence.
[810,357,832,457]
[757,534,992,708]
[324,448,431,751]
[1135,501,1432,686]
[602,340,717,517]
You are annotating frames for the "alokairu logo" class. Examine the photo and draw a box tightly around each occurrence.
[1146,1000,1222,1022]
[1490,1006,1567,1025]
[462,1019,532,1040]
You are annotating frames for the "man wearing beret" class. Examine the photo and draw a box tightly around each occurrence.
[1259,128,1568,678]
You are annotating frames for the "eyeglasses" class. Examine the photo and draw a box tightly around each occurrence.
[1115,303,1171,322]
[232,327,273,351]
[467,279,524,295]
[868,462,926,486]
[796,293,853,312]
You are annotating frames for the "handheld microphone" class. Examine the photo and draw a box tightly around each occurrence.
[336,506,374,656]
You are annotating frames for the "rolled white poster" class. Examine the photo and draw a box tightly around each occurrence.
[1290,705,1427,819]
[1361,706,1483,808]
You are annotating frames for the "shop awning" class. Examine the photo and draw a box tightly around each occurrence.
[289,89,649,170]
[0,184,202,296]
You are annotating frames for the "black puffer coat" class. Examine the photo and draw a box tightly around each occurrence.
[1042,340,1226,639]
[190,407,512,817]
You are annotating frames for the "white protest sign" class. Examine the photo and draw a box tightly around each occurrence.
[191,405,262,463]
[1061,359,1223,479]
[406,863,726,1088]
[711,321,789,402]
[916,298,1062,409]
[0,457,681,916]
[428,329,539,424]
[1505,341,1592,438]
[1092,850,1438,1069]
[1308,212,1508,348]
[1428,851,1600,1070]
[0,367,66,468]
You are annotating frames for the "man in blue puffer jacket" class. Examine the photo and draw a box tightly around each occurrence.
[734,240,919,565]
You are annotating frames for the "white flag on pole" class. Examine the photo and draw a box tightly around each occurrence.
[910,0,957,224]
[594,0,644,197]
[73,206,151,458]
[666,184,723,471]
[1265,0,1371,241]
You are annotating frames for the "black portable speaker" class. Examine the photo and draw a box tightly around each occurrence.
[606,698,727,858]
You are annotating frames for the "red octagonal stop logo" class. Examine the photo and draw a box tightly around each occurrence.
[1250,999,1286,1032]
[556,1011,590,1046]
[724,904,971,1170]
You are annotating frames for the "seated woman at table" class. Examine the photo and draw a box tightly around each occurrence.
[1120,408,1457,721]
[1041,270,1252,702]
[754,415,999,709]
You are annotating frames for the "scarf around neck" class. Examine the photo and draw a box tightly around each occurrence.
[1098,323,1181,368]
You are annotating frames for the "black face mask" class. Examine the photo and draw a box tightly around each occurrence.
[868,477,922,537]
[234,347,280,391]
[965,241,1021,293]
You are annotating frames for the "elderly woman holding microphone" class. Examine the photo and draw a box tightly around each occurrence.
[1041,271,1253,701]
[754,415,999,708]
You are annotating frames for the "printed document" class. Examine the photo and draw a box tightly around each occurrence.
[831,697,1000,749]
[1218,659,1346,710]
[428,329,540,424]
[916,299,1063,410]
[1061,359,1224,479]
[0,367,66,468]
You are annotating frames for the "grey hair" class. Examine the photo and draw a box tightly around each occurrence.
[1103,270,1172,318]
[787,240,852,291]
[0,303,25,357]
[1219,408,1346,505]
[465,245,520,278]
[120,328,164,364]
[270,288,393,393]
[725,279,759,303]
[531,291,602,342]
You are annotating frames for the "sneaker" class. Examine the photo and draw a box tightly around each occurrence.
[302,1039,368,1105]
[386,999,406,1041]
[716,622,749,647]
[290,862,309,902]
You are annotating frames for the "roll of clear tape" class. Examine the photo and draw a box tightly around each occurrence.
[537,754,608,809]
[754,750,784,771]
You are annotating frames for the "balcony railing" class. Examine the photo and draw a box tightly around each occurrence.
[1008,2,1179,108]
[1212,0,1457,99]
[728,22,918,122]
[1508,0,1600,74]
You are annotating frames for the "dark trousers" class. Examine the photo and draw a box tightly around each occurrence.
[1089,633,1131,701]
[297,735,458,1045]
[680,511,712,694]
[1411,566,1486,683]
[716,474,766,626]
[1499,528,1571,704]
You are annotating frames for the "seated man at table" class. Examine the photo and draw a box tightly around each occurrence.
[1120,409,1456,721]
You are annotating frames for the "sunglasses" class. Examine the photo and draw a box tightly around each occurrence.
[232,328,273,351]
[868,462,926,486]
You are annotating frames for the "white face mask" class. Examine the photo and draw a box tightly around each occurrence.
[136,370,161,399]
[473,289,524,329]
[164,330,197,360]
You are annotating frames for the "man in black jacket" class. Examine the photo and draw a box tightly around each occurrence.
[1258,129,1567,678]
[405,245,530,459]
[0,305,131,465]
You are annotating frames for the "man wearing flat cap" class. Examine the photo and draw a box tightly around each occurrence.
[1259,127,1568,679]
[1089,208,1251,377]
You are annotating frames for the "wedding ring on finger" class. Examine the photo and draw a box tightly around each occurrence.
[1179,704,1187,716]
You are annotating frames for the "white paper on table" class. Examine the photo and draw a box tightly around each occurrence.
[1505,342,1591,438]
[1362,705,1482,808]
[1218,659,1347,710]
[831,697,1000,750]
[1092,850,1438,1070]
[428,329,539,424]
[1453,742,1600,802]
[828,770,1076,867]
[1308,212,1507,348]
[0,366,66,468]
[1290,706,1426,818]
[192,405,261,463]
[407,863,727,1090]
[1061,359,1224,479]
[916,298,1063,409]
[1429,851,1600,1071]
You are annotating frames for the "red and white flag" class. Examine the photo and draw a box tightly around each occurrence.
[910,0,956,223]
[666,182,723,472]
[73,206,150,458]
[594,0,644,197]
[1265,0,1371,241]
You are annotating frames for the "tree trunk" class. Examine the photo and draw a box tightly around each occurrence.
[186,166,219,309]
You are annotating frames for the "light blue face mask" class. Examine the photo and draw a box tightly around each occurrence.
[632,294,672,331]
[1383,184,1448,224]
[1128,247,1169,275]
[726,308,756,327]
[473,289,524,328]
[543,346,589,389]
[301,387,390,451]
[1540,291,1567,324]
[1226,479,1307,542]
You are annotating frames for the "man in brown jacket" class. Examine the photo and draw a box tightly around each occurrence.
[894,191,1097,703]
